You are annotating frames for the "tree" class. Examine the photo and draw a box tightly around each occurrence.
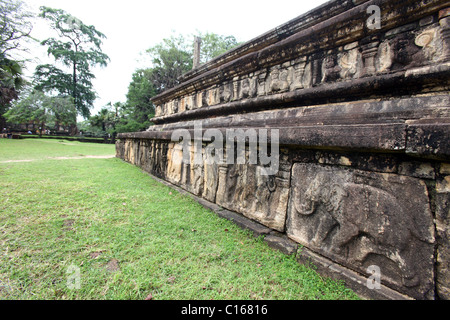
[0,0,33,129]
[0,53,24,106]
[113,32,241,134]
[0,0,34,58]
[4,89,76,137]
[33,7,109,119]
[196,32,241,64]
[119,68,156,132]
[89,102,121,142]
[146,34,193,93]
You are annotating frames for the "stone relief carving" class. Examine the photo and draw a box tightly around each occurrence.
[216,151,291,232]
[206,88,217,106]
[287,163,435,298]
[289,61,307,90]
[322,53,342,82]
[166,142,206,196]
[150,141,168,179]
[415,27,441,62]
[361,42,379,76]
[155,105,162,117]
[390,34,423,70]
[239,77,257,99]
[267,66,290,94]
[202,145,219,202]
[439,13,450,61]
[232,79,239,101]
[219,82,233,103]
[339,48,363,79]
[256,72,267,96]
[376,41,394,73]
[152,20,448,121]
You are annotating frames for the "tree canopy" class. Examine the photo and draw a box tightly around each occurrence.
[4,89,77,136]
[33,6,109,119]
[88,32,242,136]
[0,0,33,128]
[0,0,33,58]
[145,32,241,94]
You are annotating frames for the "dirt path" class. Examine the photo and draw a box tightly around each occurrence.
[1,155,116,164]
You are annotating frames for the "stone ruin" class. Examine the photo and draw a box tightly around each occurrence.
[116,0,450,300]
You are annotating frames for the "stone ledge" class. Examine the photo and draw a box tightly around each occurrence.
[297,247,414,300]
[151,68,450,125]
[177,0,359,84]
[264,235,298,256]
[215,209,272,238]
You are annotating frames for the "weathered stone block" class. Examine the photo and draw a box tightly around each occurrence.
[286,163,436,299]
[436,163,450,300]
[407,123,450,160]
[264,235,298,255]
[216,163,290,232]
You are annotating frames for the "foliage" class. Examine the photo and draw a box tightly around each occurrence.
[4,89,76,135]
[196,32,241,64]
[144,32,240,95]
[0,0,34,58]
[0,53,23,109]
[120,68,156,131]
[89,103,118,135]
[0,0,33,125]
[146,33,193,93]
[33,7,109,119]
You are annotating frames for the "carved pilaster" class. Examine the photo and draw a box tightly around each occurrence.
[439,8,450,61]
[361,41,380,76]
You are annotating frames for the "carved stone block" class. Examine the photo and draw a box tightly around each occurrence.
[216,162,290,232]
[287,163,435,299]
[436,163,450,300]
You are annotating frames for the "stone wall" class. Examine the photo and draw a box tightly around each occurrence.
[117,0,450,300]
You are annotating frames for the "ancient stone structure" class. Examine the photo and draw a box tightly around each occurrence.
[117,0,450,300]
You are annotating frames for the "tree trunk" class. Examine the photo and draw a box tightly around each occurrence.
[73,61,77,113]
[39,122,44,138]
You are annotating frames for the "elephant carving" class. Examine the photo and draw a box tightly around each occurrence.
[288,165,435,294]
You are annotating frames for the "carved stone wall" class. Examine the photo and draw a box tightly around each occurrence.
[117,0,450,300]
[287,163,435,299]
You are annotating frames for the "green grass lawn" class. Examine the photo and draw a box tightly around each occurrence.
[0,138,114,162]
[0,139,359,300]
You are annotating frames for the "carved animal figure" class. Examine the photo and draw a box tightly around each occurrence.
[292,173,432,287]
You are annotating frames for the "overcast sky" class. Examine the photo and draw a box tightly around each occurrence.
[21,0,329,117]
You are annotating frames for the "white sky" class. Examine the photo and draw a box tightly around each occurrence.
[20,0,329,118]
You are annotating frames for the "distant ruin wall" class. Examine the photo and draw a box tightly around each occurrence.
[117,0,450,300]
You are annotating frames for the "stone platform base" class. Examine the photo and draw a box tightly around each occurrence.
[139,169,415,300]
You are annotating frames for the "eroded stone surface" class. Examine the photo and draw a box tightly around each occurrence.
[436,163,450,300]
[287,163,436,300]
[216,163,290,232]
